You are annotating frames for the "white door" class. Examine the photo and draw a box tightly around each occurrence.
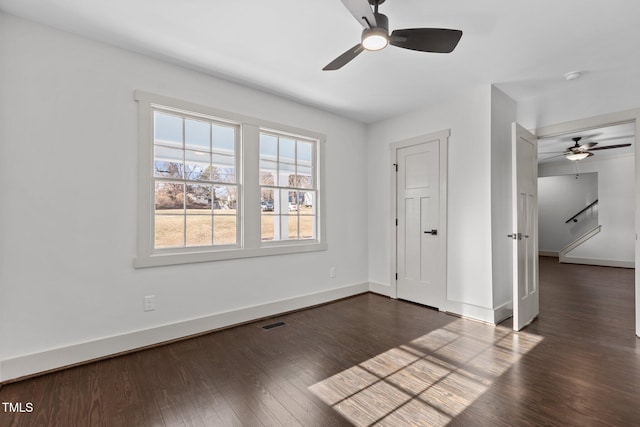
[396,140,444,308]
[512,123,539,330]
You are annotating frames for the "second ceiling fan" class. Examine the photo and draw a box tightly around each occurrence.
[543,136,632,161]
[324,0,463,70]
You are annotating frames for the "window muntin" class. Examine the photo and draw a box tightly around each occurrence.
[259,132,317,242]
[153,110,239,249]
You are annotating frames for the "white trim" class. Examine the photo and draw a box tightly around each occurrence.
[560,257,634,269]
[539,250,559,257]
[0,283,368,382]
[444,301,510,325]
[536,251,632,268]
[493,300,514,324]
[369,282,392,297]
[559,225,601,263]
[534,107,640,337]
[534,109,640,139]
[389,129,450,303]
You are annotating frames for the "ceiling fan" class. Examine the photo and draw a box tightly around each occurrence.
[542,136,632,161]
[323,0,463,70]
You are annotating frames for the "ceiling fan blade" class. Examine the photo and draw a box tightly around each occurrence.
[340,0,376,29]
[588,143,632,151]
[390,28,463,53]
[540,153,569,160]
[323,44,365,71]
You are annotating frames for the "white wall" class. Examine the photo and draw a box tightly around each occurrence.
[538,173,598,253]
[367,85,501,320]
[0,13,369,381]
[539,156,634,265]
[490,87,517,310]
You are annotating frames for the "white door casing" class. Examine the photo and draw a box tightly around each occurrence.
[391,130,448,309]
[512,123,539,330]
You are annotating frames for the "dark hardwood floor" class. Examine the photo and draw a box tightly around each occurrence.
[1,256,638,426]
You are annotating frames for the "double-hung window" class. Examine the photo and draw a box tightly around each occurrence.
[135,91,325,267]
[259,131,317,242]
[153,110,239,249]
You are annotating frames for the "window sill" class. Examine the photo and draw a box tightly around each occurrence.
[134,241,327,268]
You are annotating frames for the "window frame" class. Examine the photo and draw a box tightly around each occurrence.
[134,91,326,268]
[258,129,318,243]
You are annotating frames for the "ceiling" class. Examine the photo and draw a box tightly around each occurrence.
[2,1,640,124]
[538,122,635,165]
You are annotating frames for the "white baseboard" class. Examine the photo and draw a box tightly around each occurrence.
[561,256,634,269]
[368,282,392,297]
[0,282,369,382]
[493,300,513,324]
[444,300,511,325]
[539,250,559,257]
[369,284,512,325]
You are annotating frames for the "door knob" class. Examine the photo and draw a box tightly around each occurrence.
[424,229,438,235]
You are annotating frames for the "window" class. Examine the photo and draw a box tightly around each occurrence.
[259,132,317,242]
[153,111,239,249]
[135,91,326,267]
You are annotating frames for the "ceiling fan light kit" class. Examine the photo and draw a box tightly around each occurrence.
[565,152,592,161]
[324,0,462,70]
[362,27,389,50]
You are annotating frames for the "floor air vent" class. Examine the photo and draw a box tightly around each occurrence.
[262,321,286,330]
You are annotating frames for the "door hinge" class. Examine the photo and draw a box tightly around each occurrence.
[395,273,398,280]
[393,163,398,172]
[395,218,398,226]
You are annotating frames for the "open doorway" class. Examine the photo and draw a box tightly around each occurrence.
[534,110,639,337]
[538,172,601,263]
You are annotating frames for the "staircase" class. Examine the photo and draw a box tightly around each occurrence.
[559,225,602,263]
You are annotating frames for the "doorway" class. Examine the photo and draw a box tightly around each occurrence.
[534,109,640,337]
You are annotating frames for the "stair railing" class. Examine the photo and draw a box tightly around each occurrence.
[565,199,598,224]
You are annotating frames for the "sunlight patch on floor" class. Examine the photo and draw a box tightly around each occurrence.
[309,319,543,426]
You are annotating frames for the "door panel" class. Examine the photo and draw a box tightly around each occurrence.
[405,151,431,188]
[397,141,442,308]
[404,197,419,280]
[420,196,435,282]
[512,123,539,330]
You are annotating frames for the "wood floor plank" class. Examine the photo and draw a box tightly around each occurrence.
[1,257,638,426]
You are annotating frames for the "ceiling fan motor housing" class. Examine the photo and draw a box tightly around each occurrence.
[373,12,388,32]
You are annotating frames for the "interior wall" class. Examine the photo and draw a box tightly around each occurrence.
[539,156,634,264]
[366,85,497,319]
[0,13,369,380]
[490,86,517,310]
[538,173,598,253]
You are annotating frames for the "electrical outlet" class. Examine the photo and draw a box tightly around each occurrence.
[330,267,336,278]
[144,295,156,312]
